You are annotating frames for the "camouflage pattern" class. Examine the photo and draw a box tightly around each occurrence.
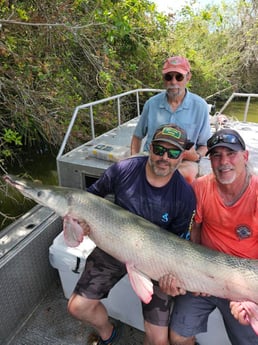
[74,247,173,327]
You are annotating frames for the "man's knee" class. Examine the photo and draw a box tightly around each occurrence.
[67,293,96,319]
[144,321,169,345]
[169,329,196,345]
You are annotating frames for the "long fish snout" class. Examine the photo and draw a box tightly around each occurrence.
[3,174,27,191]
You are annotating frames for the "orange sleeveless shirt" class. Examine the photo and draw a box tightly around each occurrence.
[192,174,258,259]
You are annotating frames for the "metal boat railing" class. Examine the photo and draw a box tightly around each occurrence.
[218,92,258,122]
[57,88,163,160]
[57,90,258,161]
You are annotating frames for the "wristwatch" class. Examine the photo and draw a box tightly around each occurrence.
[196,152,202,163]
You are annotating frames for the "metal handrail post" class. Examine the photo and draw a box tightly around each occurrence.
[218,93,235,114]
[117,97,121,126]
[136,91,140,117]
[57,106,80,159]
[243,96,251,122]
[90,105,95,140]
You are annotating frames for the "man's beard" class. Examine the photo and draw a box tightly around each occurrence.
[166,86,182,99]
[149,157,178,177]
[214,165,236,184]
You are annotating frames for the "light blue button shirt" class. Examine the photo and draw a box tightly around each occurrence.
[133,90,211,151]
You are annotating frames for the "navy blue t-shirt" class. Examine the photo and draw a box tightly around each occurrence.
[87,156,196,238]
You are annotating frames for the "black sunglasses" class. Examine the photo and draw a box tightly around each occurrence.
[152,144,182,159]
[164,73,185,82]
[207,133,245,150]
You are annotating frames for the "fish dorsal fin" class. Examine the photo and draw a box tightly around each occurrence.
[126,263,153,304]
[63,215,84,247]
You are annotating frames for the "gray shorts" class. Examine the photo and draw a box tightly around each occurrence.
[170,293,258,345]
[74,247,173,327]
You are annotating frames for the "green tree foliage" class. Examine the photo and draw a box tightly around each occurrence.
[0,0,257,165]
[0,128,22,163]
[228,0,258,92]
[0,0,169,161]
[158,2,240,99]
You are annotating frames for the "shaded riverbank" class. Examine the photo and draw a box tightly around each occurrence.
[0,150,58,230]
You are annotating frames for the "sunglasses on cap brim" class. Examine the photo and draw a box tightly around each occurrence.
[207,133,245,150]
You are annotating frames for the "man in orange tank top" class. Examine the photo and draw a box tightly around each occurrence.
[159,128,258,345]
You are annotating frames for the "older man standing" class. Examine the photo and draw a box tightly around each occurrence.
[131,55,211,183]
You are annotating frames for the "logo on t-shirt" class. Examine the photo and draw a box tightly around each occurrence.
[161,213,169,222]
[235,225,252,239]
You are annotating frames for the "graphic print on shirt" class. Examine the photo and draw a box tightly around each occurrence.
[235,224,252,239]
[161,212,169,223]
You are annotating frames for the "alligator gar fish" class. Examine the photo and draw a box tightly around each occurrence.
[4,175,258,323]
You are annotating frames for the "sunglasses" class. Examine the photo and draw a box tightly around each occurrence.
[207,133,245,150]
[164,73,185,82]
[152,144,182,159]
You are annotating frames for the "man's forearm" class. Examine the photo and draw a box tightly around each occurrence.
[131,135,142,155]
[184,145,208,162]
[190,221,202,244]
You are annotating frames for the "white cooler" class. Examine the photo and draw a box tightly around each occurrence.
[49,232,231,344]
[49,232,144,331]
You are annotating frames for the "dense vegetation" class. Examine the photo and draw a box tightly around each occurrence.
[0,0,257,166]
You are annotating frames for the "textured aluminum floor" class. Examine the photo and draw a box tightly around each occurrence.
[8,280,145,345]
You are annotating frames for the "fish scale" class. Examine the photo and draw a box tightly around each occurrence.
[4,174,258,304]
